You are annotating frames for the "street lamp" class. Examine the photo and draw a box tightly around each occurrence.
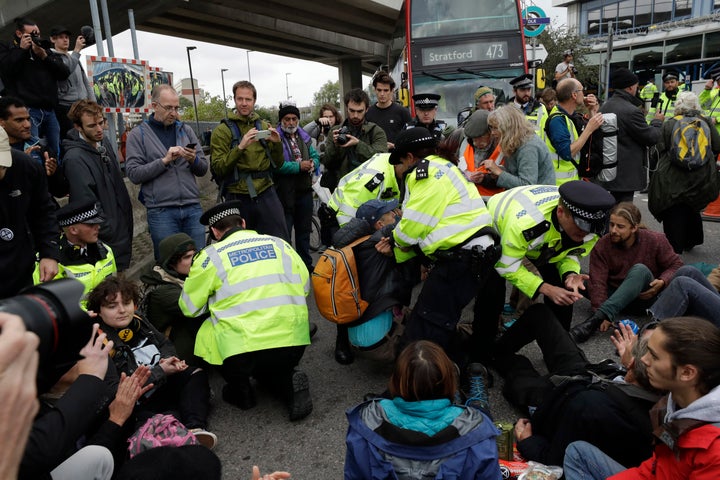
[285,72,291,100]
[220,68,229,120]
[186,46,201,135]
[246,50,252,82]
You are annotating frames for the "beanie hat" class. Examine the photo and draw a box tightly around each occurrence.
[158,233,196,271]
[610,68,639,90]
[463,109,490,138]
[278,102,300,120]
[474,86,493,103]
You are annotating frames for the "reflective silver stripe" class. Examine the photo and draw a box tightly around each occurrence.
[422,211,492,249]
[394,222,419,246]
[555,169,577,179]
[496,259,522,275]
[205,247,227,283]
[512,190,546,224]
[216,272,303,301]
[180,289,205,317]
[336,211,354,225]
[403,208,439,230]
[215,294,307,319]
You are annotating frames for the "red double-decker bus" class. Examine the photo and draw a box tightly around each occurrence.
[390,0,529,125]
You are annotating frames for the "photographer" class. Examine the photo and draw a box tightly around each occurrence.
[322,88,387,191]
[303,103,342,163]
[554,51,577,83]
[0,18,70,164]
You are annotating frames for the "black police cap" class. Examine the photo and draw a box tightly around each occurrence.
[558,181,615,234]
[510,73,533,89]
[200,201,244,227]
[412,93,441,109]
[57,201,104,227]
[389,127,438,165]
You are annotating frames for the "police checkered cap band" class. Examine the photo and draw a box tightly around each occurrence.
[408,135,435,147]
[566,202,608,221]
[415,98,436,106]
[59,206,101,226]
[208,207,241,226]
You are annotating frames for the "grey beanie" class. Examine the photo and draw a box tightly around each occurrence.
[464,109,490,138]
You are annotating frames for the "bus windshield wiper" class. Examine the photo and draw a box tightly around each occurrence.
[420,71,452,81]
[457,68,496,79]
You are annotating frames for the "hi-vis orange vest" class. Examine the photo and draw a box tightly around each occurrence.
[464,143,505,198]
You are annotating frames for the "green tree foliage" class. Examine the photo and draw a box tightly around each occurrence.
[255,106,278,125]
[537,28,599,91]
[310,80,340,118]
[182,92,228,122]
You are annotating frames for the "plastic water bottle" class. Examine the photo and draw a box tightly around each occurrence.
[617,319,639,335]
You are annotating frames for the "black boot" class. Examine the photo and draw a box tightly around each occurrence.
[334,324,354,365]
[569,313,606,344]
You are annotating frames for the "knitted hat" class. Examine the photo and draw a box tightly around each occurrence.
[610,68,639,90]
[474,86,494,103]
[463,109,490,138]
[158,233,196,271]
[278,102,300,120]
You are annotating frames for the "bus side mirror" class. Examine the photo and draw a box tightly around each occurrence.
[535,67,546,90]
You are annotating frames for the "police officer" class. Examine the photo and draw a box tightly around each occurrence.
[377,127,501,361]
[471,181,615,360]
[327,153,403,227]
[179,201,313,421]
[700,69,720,135]
[646,71,681,122]
[33,200,116,302]
[406,93,447,141]
[508,74,541,124]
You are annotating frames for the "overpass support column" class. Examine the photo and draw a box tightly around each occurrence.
[338,58,363,101]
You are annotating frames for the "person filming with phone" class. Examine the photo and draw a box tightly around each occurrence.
[125,84,208,259]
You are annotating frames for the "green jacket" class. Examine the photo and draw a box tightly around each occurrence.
[179,228,310,365]
[322,121,388,189]
[488,185,598,298]
[210,111,284,195]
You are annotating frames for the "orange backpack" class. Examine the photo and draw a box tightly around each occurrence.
[311,235,370,324]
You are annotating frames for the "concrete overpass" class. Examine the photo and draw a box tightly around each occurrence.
[0,0,404,91]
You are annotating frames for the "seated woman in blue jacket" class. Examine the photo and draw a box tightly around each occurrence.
[344,340,501,479]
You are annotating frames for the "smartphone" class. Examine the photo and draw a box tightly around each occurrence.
[255,130,271,140]
[185,143,197,149]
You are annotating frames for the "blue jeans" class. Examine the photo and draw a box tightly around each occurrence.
[146,204,206,260]
[29,107,61,164]
[597,263,654,321]
[563,441,625,480]
[284,190,314,269]
[649,265,720,326]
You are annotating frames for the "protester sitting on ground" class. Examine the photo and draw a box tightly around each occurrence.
[571,202,683,343]
[330,198,419,364]
[87,276,217,449]
[140,233,204,364]
[563,316,720,479]
[493,304,662,468]
[344,340,501,480]
[483,105,555,188]
[647,265,720,327]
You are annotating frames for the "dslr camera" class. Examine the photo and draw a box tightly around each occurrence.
[0,279,92,392]
[336,126,351,145]
[30,32,52,50]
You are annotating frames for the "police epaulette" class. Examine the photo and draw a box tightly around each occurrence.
[364,172,384,191]
[522,220,551,241]
[415,158,429,180]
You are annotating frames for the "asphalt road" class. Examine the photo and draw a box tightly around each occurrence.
[207,192,720,479]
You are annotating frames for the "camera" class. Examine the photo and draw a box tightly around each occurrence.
[255,130,271,140]
[0,279,92,391]
[30,32,52,50]
[336,126,351,145]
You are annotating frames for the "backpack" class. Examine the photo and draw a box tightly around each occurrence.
[127,414,198,458]
[544,111,618,181]
[670,114,713,171]
[311,235,370,324]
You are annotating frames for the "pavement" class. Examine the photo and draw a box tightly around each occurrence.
[131,192,720,479]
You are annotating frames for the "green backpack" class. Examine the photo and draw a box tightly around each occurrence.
[670,115,712,171]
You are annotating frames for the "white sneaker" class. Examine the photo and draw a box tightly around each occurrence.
[190,428,218,449]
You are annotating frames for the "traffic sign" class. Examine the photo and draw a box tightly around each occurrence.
[522,6,549,38]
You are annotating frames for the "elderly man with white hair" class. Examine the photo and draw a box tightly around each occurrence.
[648,90,720,253]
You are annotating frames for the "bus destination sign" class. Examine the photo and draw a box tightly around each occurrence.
[421,41,509,66]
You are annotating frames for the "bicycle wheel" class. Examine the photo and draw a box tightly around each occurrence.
[309,216,322,252]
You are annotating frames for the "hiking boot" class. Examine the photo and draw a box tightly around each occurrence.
[288,369,313,421]
[464,363,490,412]
[190,428,218,449]
[222,384,257,410]
[335,325,355,365]
[570,312,606,344]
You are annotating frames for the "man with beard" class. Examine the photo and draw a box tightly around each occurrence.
[63,100,133,270]
[570,202,683,343]
[508,74,541,122]
[647,71,681,121]
[323,88,387,191]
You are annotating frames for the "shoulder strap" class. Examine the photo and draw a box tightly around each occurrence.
[254,118,276,167]
[221,119,242,149]
[543,111,567,138]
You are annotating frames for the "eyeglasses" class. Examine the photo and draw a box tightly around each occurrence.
[155,103,181,112]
